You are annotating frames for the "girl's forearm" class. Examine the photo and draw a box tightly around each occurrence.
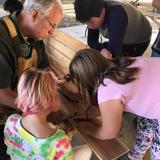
[85,125,117,140]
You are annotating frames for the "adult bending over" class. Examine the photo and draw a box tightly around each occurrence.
[0,0,63,158]
[74,0,152,58]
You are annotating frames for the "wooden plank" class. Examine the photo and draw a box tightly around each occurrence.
[46,29,129,160]
[47,47,71,69]
[46,57,78,95]
[48,56,68,75]
[80,134,129,160]
[50,30,88,51]
[58,94,129,160]
[46,49,78,95]
[46,38,76,60]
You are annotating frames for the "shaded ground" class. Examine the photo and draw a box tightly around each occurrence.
[60,16,80,28]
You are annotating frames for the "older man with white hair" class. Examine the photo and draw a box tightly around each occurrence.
[0,0,63,158]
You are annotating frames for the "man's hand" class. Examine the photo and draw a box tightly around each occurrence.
[0,88,17,109]
[100,48,112,59]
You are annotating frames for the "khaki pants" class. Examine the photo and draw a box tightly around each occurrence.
[73,144,92,160]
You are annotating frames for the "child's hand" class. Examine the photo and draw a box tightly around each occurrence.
[67,129,75,141]
[100,48,112,59]
[60,121,75,141]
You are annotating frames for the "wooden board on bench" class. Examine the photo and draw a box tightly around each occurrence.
[46,29,129,160]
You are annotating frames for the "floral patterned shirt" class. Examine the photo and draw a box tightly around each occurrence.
[4,114,73,160]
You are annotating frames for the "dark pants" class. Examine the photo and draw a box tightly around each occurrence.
[152,50,160,57]
[0,125,10,159]
[102,40,150,58]
[121,40,150,57]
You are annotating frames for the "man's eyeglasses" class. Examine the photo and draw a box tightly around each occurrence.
[46,17,57,29]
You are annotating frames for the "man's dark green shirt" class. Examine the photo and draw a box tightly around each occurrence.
[0,12,49,90]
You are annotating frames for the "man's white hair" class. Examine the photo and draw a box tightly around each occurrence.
[23,0,62,17]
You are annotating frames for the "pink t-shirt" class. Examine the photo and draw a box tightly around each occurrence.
[98,57,160,119]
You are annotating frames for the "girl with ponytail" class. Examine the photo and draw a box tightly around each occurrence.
[69,48,160,159]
